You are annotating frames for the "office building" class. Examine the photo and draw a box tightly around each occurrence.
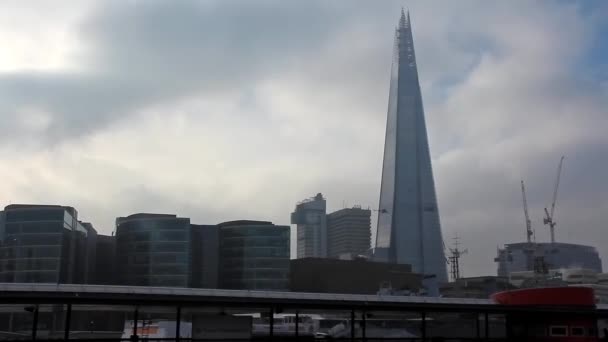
[116,213,191,287]
[495,242,602,277]
[95,234,116,285]
[374,11,448,282]
[219,220,290,291]
[291,193,327,258]
[290,257,422,295]
[326,206,371,258]
[0,204,96,284]
[191,224,219,289]
[79,221,98,283]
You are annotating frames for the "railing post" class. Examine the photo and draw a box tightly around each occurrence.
[362,311,366,342]
[63,304,72,341]
[421,311,427,342]
[350,309,355,341]
[175,306,181,342]
[132,307,139,341]
[485,312,489,340]
[269,307,274,340]
[31,304,39,341]
[475,312,480,340]
[295,310,299,340]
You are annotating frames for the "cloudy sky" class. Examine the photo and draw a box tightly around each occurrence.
[1,0,607,276]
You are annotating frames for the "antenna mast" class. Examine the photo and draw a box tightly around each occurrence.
[448,234,467,281]
[544,156,565,243]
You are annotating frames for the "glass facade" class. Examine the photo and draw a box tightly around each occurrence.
[219,221,290,291]
[0,205,94,284]
[375,11,448,282]
[191,224,219,289]
[291,193,327,258]
[116,214,191,287]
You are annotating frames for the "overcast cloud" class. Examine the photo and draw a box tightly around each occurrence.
[1,0,607,276]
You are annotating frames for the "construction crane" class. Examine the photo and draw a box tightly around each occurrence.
[521,180,534,243]
[544,156,565,243]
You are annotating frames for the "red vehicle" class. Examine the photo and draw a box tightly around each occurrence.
[492,287,598,341]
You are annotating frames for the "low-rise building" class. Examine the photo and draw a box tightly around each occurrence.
[290,257,422,295]
[440,276,515,299]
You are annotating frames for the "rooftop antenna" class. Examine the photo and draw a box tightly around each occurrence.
[447,233,468,281]
[543,156,565,243]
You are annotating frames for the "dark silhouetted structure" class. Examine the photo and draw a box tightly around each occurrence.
[440,276,515,299]
[94,234,116,284]
[191,224,219,288]
[290,257,422,294]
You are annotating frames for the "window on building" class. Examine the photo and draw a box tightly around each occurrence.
[549,326,568,337]
[570,327,584,336]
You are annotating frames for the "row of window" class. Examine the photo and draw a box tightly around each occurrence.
[548,325,593,337]
[0,258,60,272]
[221,248,289,258]
[126,253,189,265]
[221,258,289,269]
[117,230,189,242]
[1,233,66,246]
[5,209,67,222]
[118,242,189,253]
[117,221,190,233]
[123,274,188,287]
[221,228,289,238]
[222,270,289,279]
[0,270,58,283]
[4,222,66,234]
[0,246,62,258]
[222,279,288,290]
[122,264,189,275]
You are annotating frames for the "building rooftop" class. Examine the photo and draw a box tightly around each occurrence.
[218,220,274,227]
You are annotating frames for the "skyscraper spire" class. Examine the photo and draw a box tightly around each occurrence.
[399,8,407,28]
[374,11,448,283]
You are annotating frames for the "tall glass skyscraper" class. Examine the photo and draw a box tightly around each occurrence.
[375,11,448,283]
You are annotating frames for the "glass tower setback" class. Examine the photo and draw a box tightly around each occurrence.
[375,11,448,282]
